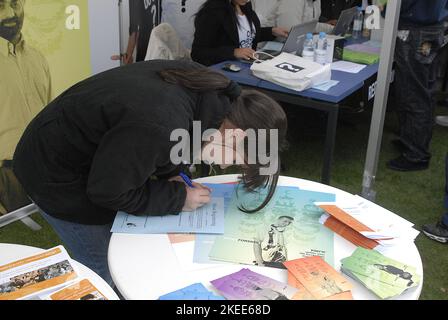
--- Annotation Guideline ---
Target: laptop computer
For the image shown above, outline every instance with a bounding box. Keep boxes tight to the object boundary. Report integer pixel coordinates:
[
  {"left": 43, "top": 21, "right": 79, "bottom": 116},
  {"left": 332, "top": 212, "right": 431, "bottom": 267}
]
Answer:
[
  {"left": 331, "top": 7, "right": 358, "bottom": 36},
  {"left": 255, "top": 20, "right": 318, "bottom": 60}
]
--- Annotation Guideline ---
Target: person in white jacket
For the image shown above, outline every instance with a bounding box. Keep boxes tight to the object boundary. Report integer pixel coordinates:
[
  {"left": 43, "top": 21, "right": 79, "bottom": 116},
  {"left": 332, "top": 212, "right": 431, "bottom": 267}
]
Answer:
[
  {"left": 276, "top": 0, "right": 333, "bottom": 33},
  {"left": 251, "top": 0, "right": 280, "bottom": 27}
]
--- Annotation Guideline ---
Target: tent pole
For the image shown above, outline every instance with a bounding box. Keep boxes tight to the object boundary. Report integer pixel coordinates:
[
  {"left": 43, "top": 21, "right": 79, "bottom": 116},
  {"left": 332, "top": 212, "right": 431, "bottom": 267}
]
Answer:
[
  {"left": 361, "top": 0, "right": 402, "bottom": 201},
  {"left": 118, "top": 0, "right": 124, "bottom": 66}
]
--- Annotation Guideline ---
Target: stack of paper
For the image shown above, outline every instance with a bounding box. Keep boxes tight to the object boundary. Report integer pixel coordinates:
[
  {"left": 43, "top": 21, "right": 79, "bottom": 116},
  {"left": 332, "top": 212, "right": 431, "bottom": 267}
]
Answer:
[
  {"left": 316, "top": 195, "right": 420, "bottom": 250},
  {"left": 158, "top": 283, "right": 224, "bottom": 300},
  {"left": 331, "top": 61, "right": 367, "bottom": 74},
  {"left": 211, "top": 269, "right": 303, "bottom": 300},
  {"left": 284, "top": 256, "right": 353, "bottom": 300},
  {"left": 341, "top": 248, "right": 421, "bottom": 299},
  {"left": 0, "top": 246, "right": 116, "bottom": 301},
  {"left": 344, "top": 41, "right": 382, "bottom": 55},
  {"left": 342, "top": 49, "right": 379, "bottom": 65},
  {"left": 167, "top": 184, "right": 236, "bottom": 271}
]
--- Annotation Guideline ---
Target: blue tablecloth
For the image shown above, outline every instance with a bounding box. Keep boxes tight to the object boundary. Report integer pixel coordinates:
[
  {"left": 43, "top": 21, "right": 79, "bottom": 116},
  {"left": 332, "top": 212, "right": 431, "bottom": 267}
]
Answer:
[{"left": 211, "top": 60, "right": 379, "bottom": 104}]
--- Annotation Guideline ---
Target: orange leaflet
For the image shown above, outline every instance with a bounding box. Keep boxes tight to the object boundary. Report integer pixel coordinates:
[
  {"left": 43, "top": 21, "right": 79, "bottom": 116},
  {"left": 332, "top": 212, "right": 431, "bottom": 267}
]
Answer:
[
  {"left": 283, "top": 256, "right": 353, "bottom": 300},
  {"left": 287, "top": 272, "right": 315, "bottom": 300},
  {"left": 323, "top": 216, "right": 379, "bottom": 250},
  {"left": 323, "top": 291, "right": 353, "bottom": 300},
  {"left": 319, "top": 205, "right": 373, "bottom": 233},
  {"left": 168, "top": 234, "right": 196, "bottom": 244}
]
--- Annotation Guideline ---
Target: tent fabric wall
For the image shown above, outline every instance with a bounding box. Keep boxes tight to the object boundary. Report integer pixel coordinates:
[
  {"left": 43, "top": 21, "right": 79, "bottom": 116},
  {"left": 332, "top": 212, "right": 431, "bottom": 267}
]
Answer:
[
  {"left": 89, "top": 0, "right": 120, "bottom": 74},
  {"left": 161, "top": 0, "right": 206, "bottom": 50}
]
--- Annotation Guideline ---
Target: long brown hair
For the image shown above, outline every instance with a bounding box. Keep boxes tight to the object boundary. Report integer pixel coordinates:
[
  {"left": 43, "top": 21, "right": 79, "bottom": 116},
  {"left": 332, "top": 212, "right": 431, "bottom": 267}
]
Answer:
[{"left": 159, "top": 68, "right": 288, "bottom": 213}]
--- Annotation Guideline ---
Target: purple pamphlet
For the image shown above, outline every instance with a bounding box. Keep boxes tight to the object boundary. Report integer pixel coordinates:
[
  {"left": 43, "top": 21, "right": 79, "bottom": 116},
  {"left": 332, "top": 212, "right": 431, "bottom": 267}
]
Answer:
[{"left": 211, "top": 269, "right": 299, "bottom": 300}]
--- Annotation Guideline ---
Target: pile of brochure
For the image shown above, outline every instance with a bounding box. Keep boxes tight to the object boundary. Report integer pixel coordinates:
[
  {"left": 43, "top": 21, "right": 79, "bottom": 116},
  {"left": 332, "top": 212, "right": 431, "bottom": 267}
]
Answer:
[
  {"left": 316, "top": 195, "right": 420, "bottom": 250},
  {"left": 341, "top": 248, "right": 421, "bottom": 299},
  {"left": 211, "top": 268, "right": 300, "bottom": 300},
  {"left": 0, "top": 246, "right": 108, "bottom": 300},
  {"left": 284, "top": 256, "right": 353, "bottom": 300}
]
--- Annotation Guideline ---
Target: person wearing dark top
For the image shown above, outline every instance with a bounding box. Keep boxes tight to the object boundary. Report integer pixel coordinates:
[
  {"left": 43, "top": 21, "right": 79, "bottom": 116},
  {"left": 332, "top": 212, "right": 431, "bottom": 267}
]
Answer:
[
  {"left": 13, "top": 60, "right": 287, "bottom": 285},
  {"left": 124, "top": 0, "right": 160, "bottom": 64},
  {"left": 191, "top": 0, "right": 289, "bottom": 66},
  {"left": 387, "top": 0, "right": 448, "bottom": 171},
  {"left": 320, "top": 0, "right": 371, "bottom": 26}
]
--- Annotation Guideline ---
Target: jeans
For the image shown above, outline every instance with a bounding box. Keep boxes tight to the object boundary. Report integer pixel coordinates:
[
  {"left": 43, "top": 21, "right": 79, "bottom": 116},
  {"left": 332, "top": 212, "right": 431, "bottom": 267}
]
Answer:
[
  {"left": 39, "top": 210, "right": 114, "bottom": 287},
  {"left": 394, "top": 26, "right": 445, "bottom": 163},
  {"left": 444, "top": 153, "right": 448, "bottom": 226}
]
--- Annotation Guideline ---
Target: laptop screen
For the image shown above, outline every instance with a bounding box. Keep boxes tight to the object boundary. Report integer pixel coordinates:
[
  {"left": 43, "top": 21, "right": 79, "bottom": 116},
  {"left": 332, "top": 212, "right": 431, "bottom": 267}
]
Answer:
[{"left": 282, "top": 21, "right": 318, "bottom": 54}]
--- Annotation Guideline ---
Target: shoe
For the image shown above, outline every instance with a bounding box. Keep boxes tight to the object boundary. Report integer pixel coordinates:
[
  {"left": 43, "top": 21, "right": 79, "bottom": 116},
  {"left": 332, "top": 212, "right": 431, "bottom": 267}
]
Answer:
[
  {"left": 387, "top": 156, "right": 429, "bottom": 172},
  {"left": 391, "top": 139, "right": 408, "bottom": 153},
  {"left": 422, "top": 221, "right": 448, "bottom": 244},
  {"left": 436, "top": 116, "right": 448, "bottom": 127}
]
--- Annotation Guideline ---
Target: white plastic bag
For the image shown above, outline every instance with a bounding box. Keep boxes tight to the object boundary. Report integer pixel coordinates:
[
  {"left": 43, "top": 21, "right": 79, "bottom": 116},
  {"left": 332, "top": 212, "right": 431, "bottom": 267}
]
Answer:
[{"left": 250, "top": 52, "right": 332, "bottom": 92}]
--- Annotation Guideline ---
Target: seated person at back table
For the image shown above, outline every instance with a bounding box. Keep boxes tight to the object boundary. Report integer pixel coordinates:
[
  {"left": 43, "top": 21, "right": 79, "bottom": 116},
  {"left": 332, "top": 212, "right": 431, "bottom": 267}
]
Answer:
[
  {"left": 191, "top": 0, "right": 289, "bottom": 66},
  {"left": 320, "top": 0, "right": 371, "bottom": 26},
  {"left": 276, "top": 0, "right": 335, "bottom": 35}
]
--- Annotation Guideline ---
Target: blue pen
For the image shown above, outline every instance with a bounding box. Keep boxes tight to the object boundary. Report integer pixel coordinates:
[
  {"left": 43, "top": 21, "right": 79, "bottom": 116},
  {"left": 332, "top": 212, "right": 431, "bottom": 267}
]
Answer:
[{"left": 179, "top": 172, "right": 195, "bottom": 188}]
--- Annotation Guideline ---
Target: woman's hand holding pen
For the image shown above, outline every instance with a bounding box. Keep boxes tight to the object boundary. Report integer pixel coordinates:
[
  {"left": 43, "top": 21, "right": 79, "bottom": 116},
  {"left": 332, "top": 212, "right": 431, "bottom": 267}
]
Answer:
[
  {"left": 168, "top": 175, "right": 212, "bottom": 211},
  {"left": 182, "top": 183, "right": 212, "bottom": 211}
]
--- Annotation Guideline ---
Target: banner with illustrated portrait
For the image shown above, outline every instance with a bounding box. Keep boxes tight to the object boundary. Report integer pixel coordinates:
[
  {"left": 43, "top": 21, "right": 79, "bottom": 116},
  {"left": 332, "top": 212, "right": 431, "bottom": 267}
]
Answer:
[
  {"left": 21, "top": 0, "right": 91, "bottom": 98},
  {"left": 0, "top": 0, "right": 92, "bottom": 216}
]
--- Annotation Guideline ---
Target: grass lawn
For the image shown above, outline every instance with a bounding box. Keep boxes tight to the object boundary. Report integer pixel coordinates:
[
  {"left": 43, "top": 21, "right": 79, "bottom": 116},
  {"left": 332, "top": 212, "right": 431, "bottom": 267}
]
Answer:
[{"left": 0, "top": 100, "right": 447, "bottom": 300}]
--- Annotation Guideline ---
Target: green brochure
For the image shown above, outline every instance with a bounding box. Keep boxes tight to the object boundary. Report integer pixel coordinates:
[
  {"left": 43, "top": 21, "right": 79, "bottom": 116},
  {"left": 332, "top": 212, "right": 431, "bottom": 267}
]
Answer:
[
  {"left": 342, "top": 269, "right": 409, "bottom": 299},
  {"left": 341, "top": 247, "right": 421, "bottom": 299}
]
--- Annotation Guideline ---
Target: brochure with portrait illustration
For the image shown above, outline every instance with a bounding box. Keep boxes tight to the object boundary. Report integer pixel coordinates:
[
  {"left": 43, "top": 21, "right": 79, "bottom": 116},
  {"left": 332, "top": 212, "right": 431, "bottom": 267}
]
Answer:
[
  {"left": 341, "top": 247, "right": 421, "bottom": 299},
  {"left": 208, "top": 187, "right": 336, "bottom": 269},
  {"left": 211, "top": 268, "right": 303, "bottom": 300},
  {"left": 283, "top": 256, "right": 353, "bottom": 300},
  {"left": 0, "top": 246, "right": 80, "bottom": 300}
]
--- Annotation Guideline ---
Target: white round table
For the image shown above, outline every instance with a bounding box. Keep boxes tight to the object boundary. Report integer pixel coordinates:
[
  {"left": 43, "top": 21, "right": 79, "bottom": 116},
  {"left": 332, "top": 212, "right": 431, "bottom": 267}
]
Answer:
[
  {"left": 108, "top": 175, "right": 423, "bottom": 300},
  {"left": 0, "top": 243, "right": 119, "bottom": 300}
]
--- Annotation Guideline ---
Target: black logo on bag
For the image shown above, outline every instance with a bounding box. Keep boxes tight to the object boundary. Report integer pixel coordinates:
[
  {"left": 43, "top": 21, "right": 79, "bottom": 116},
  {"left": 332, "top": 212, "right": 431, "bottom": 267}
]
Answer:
[{"left": 275, "top": 62, "right": 304, "bottom": 73}]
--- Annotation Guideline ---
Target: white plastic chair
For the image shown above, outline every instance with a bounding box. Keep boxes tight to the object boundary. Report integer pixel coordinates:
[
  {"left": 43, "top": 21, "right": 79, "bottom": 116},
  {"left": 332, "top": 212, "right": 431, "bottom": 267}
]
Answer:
[
  {"left": 0, "top": 204, "right": 41, "bottom": 230},
  {"left": 144, "top": 23, "right": 191, "bottom": 61}
]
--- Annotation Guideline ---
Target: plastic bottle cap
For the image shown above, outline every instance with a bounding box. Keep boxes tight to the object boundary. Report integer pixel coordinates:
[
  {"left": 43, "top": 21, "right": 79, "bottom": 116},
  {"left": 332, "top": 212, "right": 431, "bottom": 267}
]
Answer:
[
  {"left": 319, "top": 32, "right": 326, "bottom": 38},
  {"left": 306, "top": 33, "right": 313, "bottom": 39}
]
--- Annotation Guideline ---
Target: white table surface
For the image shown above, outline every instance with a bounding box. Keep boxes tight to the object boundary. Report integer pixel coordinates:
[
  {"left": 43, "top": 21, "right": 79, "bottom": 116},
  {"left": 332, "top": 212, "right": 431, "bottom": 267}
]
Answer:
[
  {"left": 0, "top": 243, "right": 119, "bottom": 300},
  {"left": 108, "top": 175, "right": 423, "bottom": 300}
]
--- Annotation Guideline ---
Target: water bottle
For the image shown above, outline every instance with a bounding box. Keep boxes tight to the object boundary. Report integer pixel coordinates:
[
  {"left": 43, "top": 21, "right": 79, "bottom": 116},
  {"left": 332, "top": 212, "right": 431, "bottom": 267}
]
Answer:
[
  {"left": 362, "top": 8, "right": 372, "bottom": 39},
  {"left": 301, "top": 33, "right": 315, "bottom": 61},
  {"left": 314, "top": 32, "right": 328, "bottom": 65},
  {"left": 353, "top": 6, "right": 364, "bottom": 39}
]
